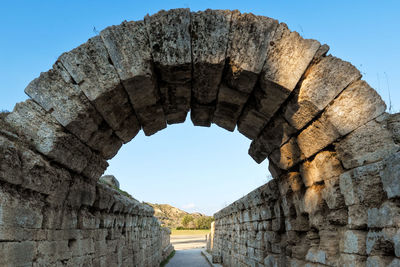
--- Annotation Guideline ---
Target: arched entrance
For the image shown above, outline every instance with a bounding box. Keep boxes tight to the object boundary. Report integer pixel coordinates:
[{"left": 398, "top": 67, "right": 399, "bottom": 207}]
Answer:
[{"left": 1, "top": 8, "right": 399, "bottom": 266}]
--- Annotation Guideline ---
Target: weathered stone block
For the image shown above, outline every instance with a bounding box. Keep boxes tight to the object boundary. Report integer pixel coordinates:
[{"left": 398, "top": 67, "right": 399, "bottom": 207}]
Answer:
[
  {"left": 381, "top": 152, "right": 400, "bottom": 199},
  {"left": 340, "top": 230, "right": 367, "bottom": 255},
  {"left": 368, "top": 201, "right": 400, "bottom": 228},
  {"left": 5, "top": 100, "right": 91, "bottom": 173},
  {"left": 284, "top": 56, "right": 361, "bottom": 130},
  {"left": 298, "top": 80, "right": 386, "bottom": 158},
  {"left": 249, "top": 115, "right": 297, "bottom": 163},
  {"left": 340, "top": 161, "right": 386, "bottom": 207},
  {"left": 321, "top": 176, "right": 345, "bottom": 209},
  {"left": 191, "top": 9, "right": 232, "bottom": 104},
  {"left": 388, "top": 113, "right": 400, "bottom": 144},
  {"left": 336, "top": 118, "right": 399, "bottom": 169},
  {"left": 25, "top": 64, "right": 122, "bottom": 159},
  {"left": 145, "top": 9, "right": 191, "bottom": 124},
  {"left": 300, "top": 151, "right": 343, "bottom": 187},
  {"left": 269, "top": 137, "right": 305, "bottom": 170},
  {"left": 213, "top": 84, "right": 248, "bottom": 131},
  {"left": 59, "top": 36, "right": 140, "bottom": 142},
  {"left": 190, "top": 103, "right": 215, "bottom": 127},
  {"left": 339, "top": 253, "right": 366, "bottom": 267},
  {"left": 0, "top": 241, "right": 36, "bottom": 266},
  {"left": 225, "top": 12, "right": 278, "bottom": 93},
  {"left": 101, "top": 20, "right": 166, "bottom": 135},
  {"left": 348, "top": 204, "right": 368, "bottom": 230}
]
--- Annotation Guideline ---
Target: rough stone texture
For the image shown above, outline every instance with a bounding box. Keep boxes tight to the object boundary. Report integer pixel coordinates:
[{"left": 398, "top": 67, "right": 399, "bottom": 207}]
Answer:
[
  {"left": 4, "top": 100, "right": 107, "bottom": 178},
  {"left": 298, "top": 80, "right": 387, "bottom": 158},
  {"left": 100, "top": 20, "right": 167, "bottom": 136},
  {"left": 99, "top": 175, "right": 120, "bottom": 189},
  {"left": 238, "top": 25, "right": 321, "bottom": 139},
  {"left": 59, "top": 35, "right": 140, "bottom": 142},
  {"left": 284, "top": 56, "right": 361, "bottom": 130},
  {"left": 213, "top": 12, "right": 279, "bottom": 132},
  {"left": 0, "top": 133, "right": 171, "bottom": 266},
  {"left": 269, "top": 137, "right": 305, "bottom": 170},
  {"left": 25, "top": 64, "right": 122, "bottom": 159},
  {"left": 335, "top": 115, "right": 399, "bottom": 169},
  {"left": 145, "top": 9, "right": 192, "bottom": 124},
  {"left": 2, "top": 8, "right": 400, "bottom": 267}
]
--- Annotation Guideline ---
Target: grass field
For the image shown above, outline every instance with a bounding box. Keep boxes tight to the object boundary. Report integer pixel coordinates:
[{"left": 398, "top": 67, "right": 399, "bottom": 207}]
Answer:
[{"left": 170, "top": 229, "right": 211, "bottom": 235}]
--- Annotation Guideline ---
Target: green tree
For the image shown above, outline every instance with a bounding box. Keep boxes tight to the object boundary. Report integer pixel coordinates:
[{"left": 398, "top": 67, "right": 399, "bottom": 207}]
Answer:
[
  {"left": 194, "top": 216, "right": 214, "bottom": 229},
  {"left": 181, "top": 215, "right": 193, "bottom": 228}
]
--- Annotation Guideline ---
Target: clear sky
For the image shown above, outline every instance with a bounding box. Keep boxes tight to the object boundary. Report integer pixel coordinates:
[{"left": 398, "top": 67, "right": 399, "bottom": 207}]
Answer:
[{"left": 1, "top": 1, "right": 399, "bottom": 215}]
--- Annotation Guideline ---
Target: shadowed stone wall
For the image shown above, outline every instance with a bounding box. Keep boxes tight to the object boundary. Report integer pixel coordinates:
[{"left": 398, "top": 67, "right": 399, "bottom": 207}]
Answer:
[
  {"left": 1, "top": 7, "right": 399, "bottom": 266},
  {"left": 212, "top": 114, "right": 400, "bottom": 266}
]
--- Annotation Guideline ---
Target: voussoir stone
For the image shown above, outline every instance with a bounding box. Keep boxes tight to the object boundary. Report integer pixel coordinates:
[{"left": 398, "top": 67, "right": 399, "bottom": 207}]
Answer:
[
  {"left": 269, "top": 137, "right": 305, "bottom": 170},
  {"left": 5, "top": 100, "right": 91, "bottom": 173},
  {"left": 190, "top": 9, "right": 232, "bottom": 127},
  {"left": 100, "top": 20, "right": 167, "bottom": 136},
  {"left": 59, "top": 35, "right": 140, "bottom": 142},
  {"left": 298, "top": 80, "right": 386, "bottom": 158},
  {"left": 145, "top": 9, "right": 192, "bottom": 124},
  {"left": 25, "top": 63, "right": 122, "bottom": 159},
  {"left": 284, "top": 56, "right": 361, "bottom": 130},
  {"left": 249, "top": 115, "right": 296, "bottom": 163},
  {"left": 238, "top": 24, "right": 322, "bottom": 139}
]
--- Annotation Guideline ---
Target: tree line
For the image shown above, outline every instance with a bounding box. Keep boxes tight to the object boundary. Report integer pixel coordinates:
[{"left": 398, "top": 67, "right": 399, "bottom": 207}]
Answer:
[{"left": 178, "top": 215, "right": 214, "bottom": 229}]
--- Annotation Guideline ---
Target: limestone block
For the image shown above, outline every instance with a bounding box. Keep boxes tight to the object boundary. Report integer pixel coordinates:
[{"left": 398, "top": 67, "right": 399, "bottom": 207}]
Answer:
[
  {"left": 99, "top": 175, "right": 120, "bottom": 189},
  {"left": 37, "top": 241, "right": 71, "bottom": 262},
  {"left": 298, "top": 80, "right": 386, "bottom": 158},
  {"left": 248, "top": 115, "right": 296, "bottom": 163},
  {"left": 0, "top": 241, "right": 36, "bottom": 266},
  {"left": 339, "top": 161, "right": 386, "bottom": 207},
  {"left": 225, "top": 12, "right": 278, "bottom": 93},
  {"left": 269, "top": 137, "right": 305, "bottom": 170},
  {"left": 145, "top": 9, "right": 191, "bottom": 124},
  {"left": 321, "top": 176, "right": 345, "bottom": 209},
  {"left": 366, "top": 228, "right": 400, "bottom": 256},
  {"left": 284, "top": 56, "right": 361, "bottom": 130},
  {"left": 262, "top": 23, "right": 320, "bottom": 95},
  {"left": 5, "top": 100, "right": 92, "bottom": 173},
  {"left": 340, "top": 230, "right": 367, "bottom": 255},
  {"left": 0, "top": 187, "right": 44, "bottom": 229},
  {"left": 191, "top": 9, "right": 232, "bottom": 104},
  {"left": 305, "top": 247, "right": 327, "bottom": 265},
  {"left": 367, "top": 256, "right": 398, "bottom": 267},
  {"left": 278, "top": 172, "right": 303, "bottom": 196},
  {"left": 327, "top": 209, "right": 348, "bottom": 226},
  {"left": 319, "top": 230, "right": 341, "bottom": 265},
  {"left": 300, "top": 151, "right": 343, "bottom": 187},
  {"left": 336, "top": 118, "right": 399, "bottom": 169},
  {"left": 388, "top": 113, "right": 400, "bottom": 144},
  {"left": 381, "top": 152, "right": 400, "bottom": 199},
  {"left": 213, "top": 84, "right": 248, "bottom": 131},
  {"left": 238, "top": 26, "right": 321, "bottom": 139},
  {"left": 0, "top": 134, "right": 23, "bottom": 186},
  {"left": 348, "top": 204, "right": 367, "bottom": 230},
  {"left": 367, "top": 201, "right": 400, "bottom": 228},
  {"left": 303, "top": 185, "right": 324, "bottom": 214},
  {"left": 66, "top": 176, "right": 96, "bottom": 208},
  {"left": 101, "top": 20, "right": 166, "bottom": 135},
  {"left": 59, "top": 36, "right": 140, "bottom": 142},
  {"left": 190, "top": 103, "right": 215, "bottom": 127},
  {"left": 339, "top": 253, "right": 366, "bottom": 267},
  {"left": 25, "top": 64, "right": 122, "bottom": 159},
  {"left": 82, "top": 153, "right": 108, "bottom": 180}
]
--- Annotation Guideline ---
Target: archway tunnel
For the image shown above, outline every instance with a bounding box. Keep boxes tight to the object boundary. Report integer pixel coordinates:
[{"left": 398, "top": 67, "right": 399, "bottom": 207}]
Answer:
[{"left": 1, "top": 8, "right": 400, "bottom": 267}]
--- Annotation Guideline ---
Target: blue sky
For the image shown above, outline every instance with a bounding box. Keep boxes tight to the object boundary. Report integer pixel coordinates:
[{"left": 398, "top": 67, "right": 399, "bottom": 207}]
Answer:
[{"left": 1, "top": 1, "right": 399, "bottom": 215}]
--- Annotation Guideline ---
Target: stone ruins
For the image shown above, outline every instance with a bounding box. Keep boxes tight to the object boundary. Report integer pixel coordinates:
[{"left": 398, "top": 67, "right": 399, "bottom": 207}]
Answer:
[{"left": 1, "top": 8, "right": 399, "bottom": 266}]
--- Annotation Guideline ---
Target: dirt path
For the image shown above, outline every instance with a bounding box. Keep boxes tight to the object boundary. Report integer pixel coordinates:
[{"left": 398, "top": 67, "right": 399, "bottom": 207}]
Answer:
[
  {"left": 166, "top": 249, "right": 210, "bottom": 267},
  {"left": 170, "top": 234, "right": 207, "bottom": 250}
]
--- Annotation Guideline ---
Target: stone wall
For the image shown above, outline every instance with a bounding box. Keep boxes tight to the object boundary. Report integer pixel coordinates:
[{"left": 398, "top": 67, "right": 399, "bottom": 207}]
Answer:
[
  {"left": 2, "top": 7, "right": 400, "bottom": 266},
  {"left": 212, "top": 113, "right": 400, "bottom": 266},
  {"left": 0, "top": 128, "right": 169, "bottom": 266}
]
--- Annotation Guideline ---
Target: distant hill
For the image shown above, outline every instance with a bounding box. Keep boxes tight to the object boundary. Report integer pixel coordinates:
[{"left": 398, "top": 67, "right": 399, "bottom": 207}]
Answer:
[{"left": 144, "top": 203, "right": 209, "bottom": 228}]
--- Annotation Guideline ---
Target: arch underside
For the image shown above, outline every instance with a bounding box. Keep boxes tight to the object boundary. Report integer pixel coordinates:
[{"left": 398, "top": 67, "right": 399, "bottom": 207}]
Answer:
[{"left": 1, "top": 8, "right": 400, "bottom": 266}]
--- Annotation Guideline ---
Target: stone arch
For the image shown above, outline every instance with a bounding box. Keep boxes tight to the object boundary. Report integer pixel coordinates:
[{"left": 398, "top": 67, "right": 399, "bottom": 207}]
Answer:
[{"left": 1, "top": 8, "right": 399, "bottom": 266}]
